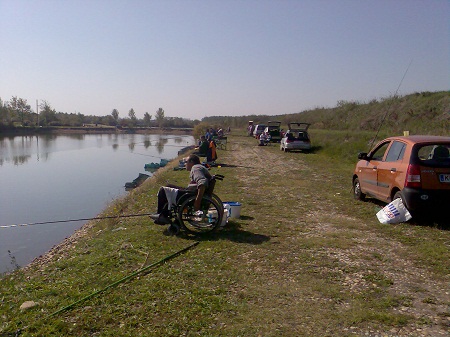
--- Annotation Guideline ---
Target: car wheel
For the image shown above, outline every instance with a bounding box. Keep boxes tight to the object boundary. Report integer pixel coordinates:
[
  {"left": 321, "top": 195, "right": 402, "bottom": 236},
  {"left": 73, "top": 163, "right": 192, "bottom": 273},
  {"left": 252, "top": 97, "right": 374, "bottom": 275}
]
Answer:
[
  {"left": 392, "top": 190, "right": 416, "bottom": 221},
  {"left": 393, "top": 191, "right": 403, "bottom": 201},
  {"left": 353, "top": 177, "right": 366, "bottom": 201}
]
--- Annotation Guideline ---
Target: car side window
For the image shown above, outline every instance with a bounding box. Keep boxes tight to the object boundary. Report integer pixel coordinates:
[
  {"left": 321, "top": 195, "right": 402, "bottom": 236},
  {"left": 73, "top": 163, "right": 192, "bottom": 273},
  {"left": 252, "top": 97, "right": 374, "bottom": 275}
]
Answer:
[
  {"left": 385, "top": 141, "right": 406, "bottom": 162},
  {"left": 370, "top": 142, "right": 390, "bottom": 161}
]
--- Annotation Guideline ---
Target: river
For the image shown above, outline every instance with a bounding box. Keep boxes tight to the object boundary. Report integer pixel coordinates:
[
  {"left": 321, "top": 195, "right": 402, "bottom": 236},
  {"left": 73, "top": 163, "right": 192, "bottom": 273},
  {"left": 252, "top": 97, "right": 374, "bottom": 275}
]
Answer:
[{"left": 0, "top": 132, "right": 194, "bottom": 274}]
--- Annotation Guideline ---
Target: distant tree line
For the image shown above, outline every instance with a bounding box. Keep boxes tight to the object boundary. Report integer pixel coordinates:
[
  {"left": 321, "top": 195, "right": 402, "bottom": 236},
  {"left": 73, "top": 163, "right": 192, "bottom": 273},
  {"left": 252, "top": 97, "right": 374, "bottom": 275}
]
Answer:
[
  {"left": 0, "top": 97, "right": 197, "bottom": 129},
  {"left": 2, "top": 91, "right": 447, "bottom": 135}
]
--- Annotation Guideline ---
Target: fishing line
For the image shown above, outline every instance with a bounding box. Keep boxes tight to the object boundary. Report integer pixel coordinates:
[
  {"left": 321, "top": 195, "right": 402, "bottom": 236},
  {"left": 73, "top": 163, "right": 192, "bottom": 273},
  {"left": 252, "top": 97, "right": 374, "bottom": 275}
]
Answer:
[
  {"left": 0, "top": 213, "right": 154, "bottom": 229},
  {"left": 368, "top": 58, "right": 413, "bottom": 150}
]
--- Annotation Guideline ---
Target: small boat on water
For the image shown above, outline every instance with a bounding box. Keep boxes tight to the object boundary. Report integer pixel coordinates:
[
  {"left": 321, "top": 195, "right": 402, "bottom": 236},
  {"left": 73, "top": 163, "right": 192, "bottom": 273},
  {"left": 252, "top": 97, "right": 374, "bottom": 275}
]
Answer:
[
  {"left": 159, "top": 158, "right": 169, "bottom": 167},
  {"left": 144, "top": 158, "right": 169, "bottom": 171},
  {"left": 125, "top": 173, "right": 150, "bottom": 189},
  {"left": 144, "top": 162, "right": 160, "bottom": 169},
  {"left": 178, "top": 145, "right": 195, "bottom": 156}
]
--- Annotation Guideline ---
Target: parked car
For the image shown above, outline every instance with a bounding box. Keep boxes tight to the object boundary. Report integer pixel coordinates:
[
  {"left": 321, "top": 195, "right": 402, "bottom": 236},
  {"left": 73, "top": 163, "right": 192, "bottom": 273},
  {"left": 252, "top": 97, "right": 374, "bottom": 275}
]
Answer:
[
  {"left": 352, "top": 135, "right": 450, "bottom": 219},
  {"left": 252, "top": 124, "right": 267, "bottom": 138},
  {"left": 263, "top": 121, "right": 282, "bottom": 142},
  {"left": 280, "top": 123, "right": 311, "bottom": 152}
]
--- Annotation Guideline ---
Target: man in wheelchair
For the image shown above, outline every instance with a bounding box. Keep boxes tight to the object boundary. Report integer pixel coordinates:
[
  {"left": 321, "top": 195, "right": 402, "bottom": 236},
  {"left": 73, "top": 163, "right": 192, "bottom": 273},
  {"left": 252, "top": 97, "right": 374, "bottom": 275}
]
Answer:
[{"left": 150, "top": 154, "right": 212, "bottom": 225}]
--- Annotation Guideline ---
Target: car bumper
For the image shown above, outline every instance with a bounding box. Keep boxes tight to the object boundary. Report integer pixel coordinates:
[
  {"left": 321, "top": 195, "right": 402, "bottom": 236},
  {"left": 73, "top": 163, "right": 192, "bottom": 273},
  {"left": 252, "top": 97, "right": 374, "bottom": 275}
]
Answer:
[
  {"left": 285, "top": 143, "right": 311, "bottom": 150},
  {"left": 402, "top": 187, "right": 450, "bottom": 215}
]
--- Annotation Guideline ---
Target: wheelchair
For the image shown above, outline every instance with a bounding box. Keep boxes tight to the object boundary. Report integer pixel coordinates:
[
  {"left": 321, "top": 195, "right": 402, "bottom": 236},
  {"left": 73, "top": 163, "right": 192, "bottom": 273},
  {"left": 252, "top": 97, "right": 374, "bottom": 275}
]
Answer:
[{"left": 164, "top": 174, "right": 225, "bottom": 235}]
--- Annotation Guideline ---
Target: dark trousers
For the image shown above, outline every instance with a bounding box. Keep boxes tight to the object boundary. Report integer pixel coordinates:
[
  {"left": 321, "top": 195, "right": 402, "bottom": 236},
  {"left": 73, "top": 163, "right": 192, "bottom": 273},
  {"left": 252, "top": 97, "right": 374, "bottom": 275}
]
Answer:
[{"left": 157, "top": 185, "right": 190, "bottom": 216}]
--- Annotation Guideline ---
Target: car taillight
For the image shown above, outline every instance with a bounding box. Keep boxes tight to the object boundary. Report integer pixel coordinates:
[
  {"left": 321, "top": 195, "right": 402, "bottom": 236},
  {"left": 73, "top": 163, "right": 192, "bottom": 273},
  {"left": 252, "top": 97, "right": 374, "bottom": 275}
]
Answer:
[{"left": 405, "top": 164, "right": 421, "bottom": 188}]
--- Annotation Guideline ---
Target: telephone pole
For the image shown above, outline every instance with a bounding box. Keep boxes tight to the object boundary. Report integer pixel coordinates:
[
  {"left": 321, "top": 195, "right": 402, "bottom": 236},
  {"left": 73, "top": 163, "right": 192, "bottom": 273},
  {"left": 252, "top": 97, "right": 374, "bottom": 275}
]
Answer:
[{"left": 36, "top": 99, "right": 39, "bottom": 126}]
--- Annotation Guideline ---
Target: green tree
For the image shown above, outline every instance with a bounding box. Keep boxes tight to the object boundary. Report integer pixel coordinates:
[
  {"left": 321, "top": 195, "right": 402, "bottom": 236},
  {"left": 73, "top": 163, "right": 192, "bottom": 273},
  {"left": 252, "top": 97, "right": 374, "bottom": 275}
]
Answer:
[
  {"left": 9, "top": 96, "right": 32, "bottom": 126},
  {"left": 111, "top": 109, "right": 119, "bottom": 125},
  {"left": 128, "top": 108, "right": 137, "bottom": 127},
  {"left": 155, "top": 108, "right": 165, "bottom": 128},
  {"left": 143, "top": 112, "right": 152, "bottom": 127},
  {"left": 0, "top": 98, "right": 9, "bottom": 126},
  {"left": 39, "top": 100, "right": 57, "bottom": 126}
]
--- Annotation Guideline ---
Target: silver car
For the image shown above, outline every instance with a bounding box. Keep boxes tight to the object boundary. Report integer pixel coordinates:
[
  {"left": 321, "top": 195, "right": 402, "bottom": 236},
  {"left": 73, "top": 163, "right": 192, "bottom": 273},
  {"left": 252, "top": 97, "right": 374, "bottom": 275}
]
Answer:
[{"left": 280, "top": 123, "right": 311, "bottom": 152}]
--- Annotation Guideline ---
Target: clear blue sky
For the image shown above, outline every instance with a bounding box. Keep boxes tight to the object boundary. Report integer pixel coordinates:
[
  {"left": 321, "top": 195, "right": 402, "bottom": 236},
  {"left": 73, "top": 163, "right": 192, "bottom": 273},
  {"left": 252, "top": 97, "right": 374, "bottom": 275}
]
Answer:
[{"left": 1, "top": 0, "right": 448, "bottom": 120}]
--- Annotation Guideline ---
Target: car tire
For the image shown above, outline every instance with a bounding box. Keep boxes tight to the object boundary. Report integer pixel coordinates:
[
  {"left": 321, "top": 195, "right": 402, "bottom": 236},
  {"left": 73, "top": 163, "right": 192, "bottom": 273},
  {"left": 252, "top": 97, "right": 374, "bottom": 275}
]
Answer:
[
  {"left": 353, "top": 177, "right": 366, "bottom": 201},
  {"left": 392, "top": 190, "right": 416, "bottom": 221},
  {"left": 393, "top": 191, "right": 403, "bottom": 201}
]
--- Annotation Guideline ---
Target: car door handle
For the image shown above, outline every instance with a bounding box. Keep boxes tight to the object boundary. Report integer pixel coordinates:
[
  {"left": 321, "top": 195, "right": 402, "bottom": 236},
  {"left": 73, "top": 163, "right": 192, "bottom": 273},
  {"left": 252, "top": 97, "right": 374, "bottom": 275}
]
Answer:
[
  {"left": 390, "top": 168, "right": 397, "bottom": 172},
  {"left": 372, "top": 166, "right": 377, "bottom": 170}
]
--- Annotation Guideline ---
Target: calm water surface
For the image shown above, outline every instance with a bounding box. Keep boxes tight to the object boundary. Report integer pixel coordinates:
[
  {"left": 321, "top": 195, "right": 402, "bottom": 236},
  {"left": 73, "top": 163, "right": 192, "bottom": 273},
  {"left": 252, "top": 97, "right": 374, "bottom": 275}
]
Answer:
[{"left": 0, "top": 133, "right": 194, "bottom": 274}]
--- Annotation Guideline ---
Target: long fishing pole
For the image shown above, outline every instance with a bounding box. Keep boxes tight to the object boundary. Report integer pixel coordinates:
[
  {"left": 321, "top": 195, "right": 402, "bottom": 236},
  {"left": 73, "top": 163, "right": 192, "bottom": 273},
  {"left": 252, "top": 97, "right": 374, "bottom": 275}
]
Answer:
[
  {"left": 0, "top": 213, "right": 154, "bottom": 229},
  {"left": 0, "top": 242, "right": 200, "bottom": 337},
  {"left": 368, "top": 58, "right": 413, "bottom": 150},
  {"left": 49, "top": 241, "right": 199, "bottom": 317}
]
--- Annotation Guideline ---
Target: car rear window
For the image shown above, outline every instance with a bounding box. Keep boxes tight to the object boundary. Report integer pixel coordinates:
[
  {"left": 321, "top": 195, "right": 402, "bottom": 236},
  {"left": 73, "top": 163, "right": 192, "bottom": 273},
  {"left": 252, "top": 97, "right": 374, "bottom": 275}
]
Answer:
[
  {"left": 416, "top": 144, "right": 450, "bottom": 166},
  {"left": 295, "top": 131, "right": 308, "bottom": 140}
]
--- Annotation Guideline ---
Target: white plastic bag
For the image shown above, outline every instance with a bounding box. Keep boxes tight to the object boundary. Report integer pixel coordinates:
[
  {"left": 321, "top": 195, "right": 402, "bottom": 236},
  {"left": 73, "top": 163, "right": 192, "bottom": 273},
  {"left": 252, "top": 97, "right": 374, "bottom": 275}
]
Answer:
[{"left": 376, "top": 198, "right": 412, "bottom": 224}]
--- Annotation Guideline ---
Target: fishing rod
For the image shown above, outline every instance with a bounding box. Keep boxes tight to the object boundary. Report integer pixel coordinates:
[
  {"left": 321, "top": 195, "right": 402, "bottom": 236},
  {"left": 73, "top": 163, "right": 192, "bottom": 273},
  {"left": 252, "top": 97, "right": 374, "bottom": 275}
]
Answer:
[
  {"left": 368, "top": 58, "right": 413, "bottom": 150},
  {"left": 0, "top": 213, "right": 154, "bottom": 229},
  {"left": 0, "top": 242, "right": 200, "bottom": 337}
]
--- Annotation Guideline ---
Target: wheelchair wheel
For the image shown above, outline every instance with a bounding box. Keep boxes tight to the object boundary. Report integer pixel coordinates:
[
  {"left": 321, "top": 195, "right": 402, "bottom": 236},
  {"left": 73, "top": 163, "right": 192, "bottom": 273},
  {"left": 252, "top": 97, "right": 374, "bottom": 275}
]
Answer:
[
  {"left": 210, "top": 192, "right": 224, "bottom": 213},
  {"left": 177, "top": 195, "right": 223, "bottom": 234}
]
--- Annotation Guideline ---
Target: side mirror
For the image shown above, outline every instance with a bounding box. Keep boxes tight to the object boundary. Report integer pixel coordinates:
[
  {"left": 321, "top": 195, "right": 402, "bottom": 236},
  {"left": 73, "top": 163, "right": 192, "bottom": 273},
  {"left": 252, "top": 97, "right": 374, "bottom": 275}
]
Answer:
[{"left": 357, "top": 152, "right": 368, "bottom": 160}]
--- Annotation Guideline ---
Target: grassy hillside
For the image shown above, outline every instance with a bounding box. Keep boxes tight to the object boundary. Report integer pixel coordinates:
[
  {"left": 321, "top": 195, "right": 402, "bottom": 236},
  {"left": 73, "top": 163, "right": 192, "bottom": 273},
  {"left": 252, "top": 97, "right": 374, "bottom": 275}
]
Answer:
[{"left": 205, "top": 91, "right": 450, "bottom": 136}]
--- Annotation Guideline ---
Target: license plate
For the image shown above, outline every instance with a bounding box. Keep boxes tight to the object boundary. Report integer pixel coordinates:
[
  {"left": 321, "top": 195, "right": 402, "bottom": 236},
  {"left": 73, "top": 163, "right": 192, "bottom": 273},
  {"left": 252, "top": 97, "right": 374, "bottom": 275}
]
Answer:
[{"left": 439, "top": 174, "right": 450, "bottom": 183}]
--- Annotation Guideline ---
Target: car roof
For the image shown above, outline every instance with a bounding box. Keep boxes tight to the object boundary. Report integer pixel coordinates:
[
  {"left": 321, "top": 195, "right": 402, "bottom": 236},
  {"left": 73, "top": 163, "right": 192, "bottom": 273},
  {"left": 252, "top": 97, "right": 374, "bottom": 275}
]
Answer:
[{"left": 383, "top": 135, "right": 450, "bottom": 145}]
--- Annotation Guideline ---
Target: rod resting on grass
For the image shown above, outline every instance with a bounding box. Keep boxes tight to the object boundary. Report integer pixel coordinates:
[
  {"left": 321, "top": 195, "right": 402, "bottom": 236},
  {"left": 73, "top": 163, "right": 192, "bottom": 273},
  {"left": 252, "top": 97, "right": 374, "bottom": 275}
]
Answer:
[{"left": 49, "top": 241, "right": 199, "bottom": 317}]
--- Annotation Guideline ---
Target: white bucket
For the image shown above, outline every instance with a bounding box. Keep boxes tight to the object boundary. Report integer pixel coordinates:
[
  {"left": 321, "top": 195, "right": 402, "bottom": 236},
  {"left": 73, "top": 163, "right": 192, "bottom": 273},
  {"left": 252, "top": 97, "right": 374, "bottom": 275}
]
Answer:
[
  {"left": 223, "top": 202, "right": 242, "bottom": 219},
  {"left": 207, "top": 209, "right": 228, "bottom": 227}
]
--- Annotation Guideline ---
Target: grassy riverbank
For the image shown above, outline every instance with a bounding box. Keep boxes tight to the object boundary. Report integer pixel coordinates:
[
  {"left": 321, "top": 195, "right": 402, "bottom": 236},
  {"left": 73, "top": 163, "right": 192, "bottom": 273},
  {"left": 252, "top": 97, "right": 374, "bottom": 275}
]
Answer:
[{"left": 1, "top": 130, "right": 449, "bottom": 336}]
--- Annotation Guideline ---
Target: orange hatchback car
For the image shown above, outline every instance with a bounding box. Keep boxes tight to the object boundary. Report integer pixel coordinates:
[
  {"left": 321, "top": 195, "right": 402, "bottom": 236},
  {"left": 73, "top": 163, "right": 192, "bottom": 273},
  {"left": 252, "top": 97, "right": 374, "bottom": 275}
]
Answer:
[{"left": 353, "top": 135, "right": 450, "bottom": 219}]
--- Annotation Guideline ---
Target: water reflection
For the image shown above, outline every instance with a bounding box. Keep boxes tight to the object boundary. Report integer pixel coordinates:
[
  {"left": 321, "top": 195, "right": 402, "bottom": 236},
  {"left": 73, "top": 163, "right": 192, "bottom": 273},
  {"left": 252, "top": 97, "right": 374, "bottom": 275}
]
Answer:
[
  {"left": 0, "top": 133, "right": 184, "bottom": 166},
  {"left": 156, "top": 138, "right": 168, "bottom": 154},
  {"left": 0, "top": 133, "right": 194, "bottom": 274}
]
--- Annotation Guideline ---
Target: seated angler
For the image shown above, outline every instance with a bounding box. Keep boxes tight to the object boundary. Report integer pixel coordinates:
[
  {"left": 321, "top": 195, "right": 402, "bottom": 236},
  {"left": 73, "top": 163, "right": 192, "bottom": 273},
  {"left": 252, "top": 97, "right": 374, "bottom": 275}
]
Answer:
[
  {"left": 150, "top": 154, "right": 212, "bottom": 224},
  {"left": 192, "top": 135, "right": 209, "bottom": 157}
]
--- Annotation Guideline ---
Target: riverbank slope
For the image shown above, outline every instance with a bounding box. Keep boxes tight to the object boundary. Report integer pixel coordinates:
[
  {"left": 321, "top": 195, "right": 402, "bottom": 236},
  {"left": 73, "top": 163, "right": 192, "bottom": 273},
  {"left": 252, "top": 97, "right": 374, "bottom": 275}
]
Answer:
[{"left": 1, "top": 130, "right": 449, "bottom": 336}]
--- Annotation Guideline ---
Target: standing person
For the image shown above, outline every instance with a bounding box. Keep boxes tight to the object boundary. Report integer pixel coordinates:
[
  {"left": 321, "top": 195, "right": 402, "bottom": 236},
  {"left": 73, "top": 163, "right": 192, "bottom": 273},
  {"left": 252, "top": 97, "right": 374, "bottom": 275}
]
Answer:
[
  {"left": 207, "top": 139, "right": 218, "bottom": 162},
  {"left": 205, "top": 129, "right": 211, "bottom": 141},
  {"left": 150, "top": 154, "right": 212, "bottom": 224}
]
